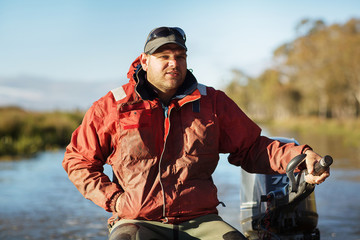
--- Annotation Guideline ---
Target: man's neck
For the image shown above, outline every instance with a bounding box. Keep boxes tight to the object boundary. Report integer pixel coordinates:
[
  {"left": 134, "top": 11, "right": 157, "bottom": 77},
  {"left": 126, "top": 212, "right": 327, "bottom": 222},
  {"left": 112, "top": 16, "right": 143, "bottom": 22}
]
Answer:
[{"left": 154, "top": 88, "right": 176, "bottom": 106}]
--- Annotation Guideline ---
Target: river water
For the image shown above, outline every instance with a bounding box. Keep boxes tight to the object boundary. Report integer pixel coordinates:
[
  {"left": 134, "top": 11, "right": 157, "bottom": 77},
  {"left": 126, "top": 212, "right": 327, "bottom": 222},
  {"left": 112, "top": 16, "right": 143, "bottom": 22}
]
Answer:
[{"left": 0, "top": 146, "right": 359, "bottom": 239}]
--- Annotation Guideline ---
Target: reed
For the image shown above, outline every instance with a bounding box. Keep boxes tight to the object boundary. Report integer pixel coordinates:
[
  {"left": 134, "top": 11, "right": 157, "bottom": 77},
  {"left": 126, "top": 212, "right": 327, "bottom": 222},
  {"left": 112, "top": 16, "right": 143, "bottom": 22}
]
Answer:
[{"left": 0, "top": 107, "right": 84, "bottom": 159}]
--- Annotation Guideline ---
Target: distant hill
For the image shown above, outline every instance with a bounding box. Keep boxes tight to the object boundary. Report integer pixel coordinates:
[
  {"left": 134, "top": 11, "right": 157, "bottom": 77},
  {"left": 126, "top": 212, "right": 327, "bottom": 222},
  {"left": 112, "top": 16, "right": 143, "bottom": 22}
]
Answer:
[{"left": 0, "top": 76, "right": 126, "bottom": 111}]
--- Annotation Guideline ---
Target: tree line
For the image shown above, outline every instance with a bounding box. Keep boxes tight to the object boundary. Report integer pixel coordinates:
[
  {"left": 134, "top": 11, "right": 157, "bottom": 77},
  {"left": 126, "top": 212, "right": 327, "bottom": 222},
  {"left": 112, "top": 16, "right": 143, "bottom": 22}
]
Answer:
[{"left": 225, "top": 18, "right": 360, "bottom": 120}]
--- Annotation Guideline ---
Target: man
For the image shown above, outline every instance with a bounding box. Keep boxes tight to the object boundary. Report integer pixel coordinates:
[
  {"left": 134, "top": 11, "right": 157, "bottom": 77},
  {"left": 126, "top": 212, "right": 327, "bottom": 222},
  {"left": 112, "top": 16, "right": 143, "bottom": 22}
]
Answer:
[{"left": 63, "top": 27, "right": 329, "bottom": 240}]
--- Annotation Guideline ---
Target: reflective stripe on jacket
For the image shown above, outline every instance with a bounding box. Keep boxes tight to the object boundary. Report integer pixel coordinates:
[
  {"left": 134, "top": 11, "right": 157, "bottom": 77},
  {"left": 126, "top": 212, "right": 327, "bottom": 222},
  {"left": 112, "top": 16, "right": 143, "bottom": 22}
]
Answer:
[{"left": 62, "top": 56, "right": 310, "bottom": 225}]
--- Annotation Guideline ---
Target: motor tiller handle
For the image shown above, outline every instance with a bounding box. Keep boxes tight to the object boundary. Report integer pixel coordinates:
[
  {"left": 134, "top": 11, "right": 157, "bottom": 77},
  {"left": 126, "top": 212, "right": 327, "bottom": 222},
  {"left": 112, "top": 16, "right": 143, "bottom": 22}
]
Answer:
[
  {"left": 312, "top": 155, "right": 333, "bottom": 176},
  {"left": 286, "top": 154, "right": 333, "bottom": 192},
  {"left": 286, "top": 154, "right": 306, "bottom": 192}
]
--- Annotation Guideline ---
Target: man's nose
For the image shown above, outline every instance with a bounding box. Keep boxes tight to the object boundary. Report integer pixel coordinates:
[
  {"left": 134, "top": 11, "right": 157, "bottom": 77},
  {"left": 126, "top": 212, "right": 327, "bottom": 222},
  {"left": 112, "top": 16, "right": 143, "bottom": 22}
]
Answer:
[{"left": 168, "top": 58, "right": 177, "bottom": 67}]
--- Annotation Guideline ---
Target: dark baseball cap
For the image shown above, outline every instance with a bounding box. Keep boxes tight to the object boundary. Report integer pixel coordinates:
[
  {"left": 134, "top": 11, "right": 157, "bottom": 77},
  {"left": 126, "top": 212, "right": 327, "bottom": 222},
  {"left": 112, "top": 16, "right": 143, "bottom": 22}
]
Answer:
[{"left": 144, "top": 27, "right": 187, "bottom": 54}]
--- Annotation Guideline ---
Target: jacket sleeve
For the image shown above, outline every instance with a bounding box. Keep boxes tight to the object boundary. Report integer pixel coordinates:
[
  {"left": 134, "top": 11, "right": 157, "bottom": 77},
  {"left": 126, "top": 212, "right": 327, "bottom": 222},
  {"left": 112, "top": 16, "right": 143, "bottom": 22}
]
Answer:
[
  {"left": 62, "top": 99, "right": 123, "bottom": 212},
  {"left": 215, "top": 90, "right": 311, "bottom": 174}
]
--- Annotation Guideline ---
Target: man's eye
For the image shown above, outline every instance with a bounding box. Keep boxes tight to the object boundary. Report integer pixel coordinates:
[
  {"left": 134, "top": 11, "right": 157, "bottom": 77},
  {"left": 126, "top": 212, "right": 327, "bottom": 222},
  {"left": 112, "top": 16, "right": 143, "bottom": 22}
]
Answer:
[{"left": 178, "top": 55, "right": 186, "bottom": 60}]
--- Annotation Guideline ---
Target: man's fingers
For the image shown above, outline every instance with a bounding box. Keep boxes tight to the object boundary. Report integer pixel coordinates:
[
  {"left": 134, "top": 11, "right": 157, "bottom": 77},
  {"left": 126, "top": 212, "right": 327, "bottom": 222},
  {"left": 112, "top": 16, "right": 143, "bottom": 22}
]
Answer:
[{"left": 305, "top": 170, "right": 330, "bottom": 185}]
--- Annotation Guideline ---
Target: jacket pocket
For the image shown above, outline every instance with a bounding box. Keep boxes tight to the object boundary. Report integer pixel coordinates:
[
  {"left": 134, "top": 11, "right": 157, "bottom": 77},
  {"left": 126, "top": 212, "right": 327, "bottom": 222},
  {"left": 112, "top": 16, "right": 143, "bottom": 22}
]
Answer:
[
  {"left": 119, "top": 108, "right": 151, "bottom": 129},
  {"left": 118, "top": 101, "right": 161, "bottom": 161}
]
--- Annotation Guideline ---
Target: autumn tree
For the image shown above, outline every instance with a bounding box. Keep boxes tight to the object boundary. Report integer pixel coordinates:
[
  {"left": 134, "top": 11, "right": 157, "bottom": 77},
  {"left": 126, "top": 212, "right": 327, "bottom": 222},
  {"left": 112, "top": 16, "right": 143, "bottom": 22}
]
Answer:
[
  {"left": 226, "top": 18, "right": 360, "bottom": 120},
  {"left": 273, "top": 18, "right": 360, "bottom": 118}
]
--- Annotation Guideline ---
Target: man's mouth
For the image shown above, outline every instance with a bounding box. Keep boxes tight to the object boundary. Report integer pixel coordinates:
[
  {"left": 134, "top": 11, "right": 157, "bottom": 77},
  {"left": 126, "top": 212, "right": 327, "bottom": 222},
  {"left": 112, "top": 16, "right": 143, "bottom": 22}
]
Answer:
[{"left": 166, "top": 71, "right": 179, "bottom": 77}]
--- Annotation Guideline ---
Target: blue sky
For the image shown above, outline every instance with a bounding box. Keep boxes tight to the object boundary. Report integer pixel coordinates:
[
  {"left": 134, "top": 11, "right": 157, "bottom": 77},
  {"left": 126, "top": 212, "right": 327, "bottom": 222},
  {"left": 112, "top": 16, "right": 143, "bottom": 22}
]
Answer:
[{"left": 0, "top": 0, "right": 359, "bottom": 89}]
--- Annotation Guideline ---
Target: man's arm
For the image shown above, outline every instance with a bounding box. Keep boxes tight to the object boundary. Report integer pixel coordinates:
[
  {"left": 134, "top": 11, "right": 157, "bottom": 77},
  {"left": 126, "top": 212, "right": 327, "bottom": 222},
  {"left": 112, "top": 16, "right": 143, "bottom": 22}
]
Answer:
[
  {"left": 215, "top": 89, "right": 330, "bottom": 184},
  {"left": 62, "top": 102, "right": 123, "bottom": 212}
]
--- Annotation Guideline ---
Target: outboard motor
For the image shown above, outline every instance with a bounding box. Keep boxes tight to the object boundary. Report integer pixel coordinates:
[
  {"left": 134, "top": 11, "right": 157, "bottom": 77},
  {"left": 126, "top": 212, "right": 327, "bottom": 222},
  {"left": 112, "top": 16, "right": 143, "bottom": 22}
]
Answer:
[{"left": 239, "top": 137, "right": 332, "bottom": 240}]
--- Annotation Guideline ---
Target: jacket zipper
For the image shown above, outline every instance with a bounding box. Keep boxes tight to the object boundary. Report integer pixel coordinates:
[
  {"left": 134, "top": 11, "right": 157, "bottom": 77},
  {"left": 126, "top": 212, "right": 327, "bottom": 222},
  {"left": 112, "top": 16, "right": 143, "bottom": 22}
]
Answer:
[
  {"left": 159, "top": 104, "right": 171, "bottom": 223},
  {"left": 158, "top": 98, "right": 201, "bottom": 223}
]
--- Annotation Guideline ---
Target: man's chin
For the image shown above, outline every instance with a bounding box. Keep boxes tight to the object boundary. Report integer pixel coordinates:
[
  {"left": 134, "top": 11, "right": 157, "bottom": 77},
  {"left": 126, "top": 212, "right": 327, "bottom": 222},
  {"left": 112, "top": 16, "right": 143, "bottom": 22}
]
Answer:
[{"left": 165, "top": 76, "right": 184, "bottom": 83}]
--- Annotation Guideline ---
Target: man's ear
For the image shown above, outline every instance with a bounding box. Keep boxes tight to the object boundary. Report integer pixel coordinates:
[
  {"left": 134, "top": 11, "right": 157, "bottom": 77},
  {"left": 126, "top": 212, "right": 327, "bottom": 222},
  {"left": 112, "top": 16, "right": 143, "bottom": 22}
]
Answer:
[{"left": 140, "top": 53, "right": 149, "bottom": 71}]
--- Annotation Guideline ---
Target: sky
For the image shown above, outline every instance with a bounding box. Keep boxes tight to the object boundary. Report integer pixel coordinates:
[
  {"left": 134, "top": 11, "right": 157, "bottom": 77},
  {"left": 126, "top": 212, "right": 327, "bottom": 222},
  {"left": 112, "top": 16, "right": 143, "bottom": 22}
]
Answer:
[{"left": 0, "top": 0, "right": 359, "bottom": 90}]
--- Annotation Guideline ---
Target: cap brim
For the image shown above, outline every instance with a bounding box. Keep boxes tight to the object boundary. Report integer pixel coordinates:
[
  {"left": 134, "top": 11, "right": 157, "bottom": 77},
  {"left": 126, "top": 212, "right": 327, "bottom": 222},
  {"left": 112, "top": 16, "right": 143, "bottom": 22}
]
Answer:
[{"left": 145, "top": 35, "right": 187, "bottom": 54}]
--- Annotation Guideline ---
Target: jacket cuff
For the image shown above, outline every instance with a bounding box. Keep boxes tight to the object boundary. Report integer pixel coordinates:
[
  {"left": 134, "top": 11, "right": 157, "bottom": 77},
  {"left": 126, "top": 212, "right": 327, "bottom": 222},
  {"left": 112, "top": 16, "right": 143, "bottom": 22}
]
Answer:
[
  {"left": 108, "top": 191, "right": 123, "bottom": 212},
  {"left": 298, "top": 145, "right": 313, "bottom": 170},
  {"left": 301, "top": 145, "right": 312, "bottom": 154}
]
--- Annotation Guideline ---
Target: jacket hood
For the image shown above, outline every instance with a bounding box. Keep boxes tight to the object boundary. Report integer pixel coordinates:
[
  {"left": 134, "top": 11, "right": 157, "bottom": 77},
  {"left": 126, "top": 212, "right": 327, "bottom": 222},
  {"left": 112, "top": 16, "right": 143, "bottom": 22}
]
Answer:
[{"left": 127, "top": 56, "right": 141, "bottom": 84}]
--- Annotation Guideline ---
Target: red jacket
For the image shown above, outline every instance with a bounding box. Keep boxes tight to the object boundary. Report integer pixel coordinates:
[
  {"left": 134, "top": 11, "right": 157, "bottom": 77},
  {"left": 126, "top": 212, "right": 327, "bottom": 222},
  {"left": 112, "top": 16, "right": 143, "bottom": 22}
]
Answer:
[{"left": 63, "top": 56, "right": 310, "bottom": 225}]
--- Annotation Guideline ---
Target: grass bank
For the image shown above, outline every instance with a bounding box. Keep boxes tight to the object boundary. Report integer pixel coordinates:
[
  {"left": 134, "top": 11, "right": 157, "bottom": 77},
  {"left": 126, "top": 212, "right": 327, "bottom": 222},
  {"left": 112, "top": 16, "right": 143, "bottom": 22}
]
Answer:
[
  {"left": 0, "top": 107, "right": 84, "bottom": 159},
  {"left": 260, "top": 117, "right": 360, "bottom": 148}
]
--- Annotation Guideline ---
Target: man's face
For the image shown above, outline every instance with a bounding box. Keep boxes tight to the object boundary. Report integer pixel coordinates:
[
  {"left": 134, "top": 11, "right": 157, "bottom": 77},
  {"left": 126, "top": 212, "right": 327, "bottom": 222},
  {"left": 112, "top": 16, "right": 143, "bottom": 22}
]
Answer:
[{"left": 140, "top": 44, "right": 187, "bottom": 97}]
